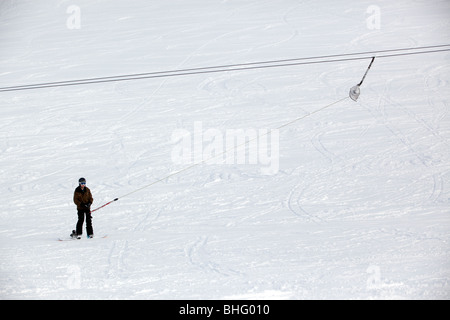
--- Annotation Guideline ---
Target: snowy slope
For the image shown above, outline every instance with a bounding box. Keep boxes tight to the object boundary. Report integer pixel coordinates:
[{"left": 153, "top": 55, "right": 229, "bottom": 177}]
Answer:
[{"left": 1, "top": 0, "right": 450, "bottom": 299}]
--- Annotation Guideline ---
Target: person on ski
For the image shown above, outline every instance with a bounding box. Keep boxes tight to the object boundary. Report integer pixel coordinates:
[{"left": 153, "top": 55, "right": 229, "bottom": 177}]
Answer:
[{"left": 72, "top": 177, "right": 94, "bottom": 238}]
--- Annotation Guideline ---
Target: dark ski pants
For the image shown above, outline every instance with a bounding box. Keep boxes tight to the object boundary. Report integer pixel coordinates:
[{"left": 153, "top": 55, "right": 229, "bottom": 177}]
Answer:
[{"left": 76, "top": 209, "right": 93, "bottom": 236}]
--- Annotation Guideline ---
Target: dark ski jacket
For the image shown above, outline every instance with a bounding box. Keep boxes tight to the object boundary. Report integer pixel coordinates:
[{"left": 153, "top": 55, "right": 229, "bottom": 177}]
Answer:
[{"left": 73, "top": 186, "right": 94, "bottom": 211}]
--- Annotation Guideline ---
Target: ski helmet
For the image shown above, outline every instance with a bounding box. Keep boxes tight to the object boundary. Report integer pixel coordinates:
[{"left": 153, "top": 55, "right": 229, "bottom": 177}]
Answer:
[{"left": 78, "top": 177, "right": 86, "bottom": 185}]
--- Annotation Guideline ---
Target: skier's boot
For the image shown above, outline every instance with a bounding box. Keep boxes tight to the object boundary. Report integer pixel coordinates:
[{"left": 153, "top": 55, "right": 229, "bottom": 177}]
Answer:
[{"left": 70, "top": 230, "right": 81, "bottom": 239}]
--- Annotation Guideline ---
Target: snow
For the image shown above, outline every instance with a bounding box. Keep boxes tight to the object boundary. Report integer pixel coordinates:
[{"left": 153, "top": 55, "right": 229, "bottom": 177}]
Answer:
[{"left": 1, "top": 0, "right": 450, "bottom": 300}]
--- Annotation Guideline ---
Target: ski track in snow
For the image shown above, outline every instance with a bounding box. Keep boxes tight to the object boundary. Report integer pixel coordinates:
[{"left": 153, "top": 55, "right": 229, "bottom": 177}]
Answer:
[{"left": 1, "top": 0, "right": 450, "bottom": 299}]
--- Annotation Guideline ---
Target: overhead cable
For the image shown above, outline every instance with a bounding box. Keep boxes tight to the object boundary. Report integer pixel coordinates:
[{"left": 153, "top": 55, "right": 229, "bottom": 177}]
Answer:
[{"left": 1, "top": 44, "right": 449, "bottom": 93}]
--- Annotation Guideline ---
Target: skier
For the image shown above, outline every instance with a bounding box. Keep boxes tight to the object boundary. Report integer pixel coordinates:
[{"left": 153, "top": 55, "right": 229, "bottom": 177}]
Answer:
[{"left": 71, "top": 177, "right": 94, "bottom": 239}]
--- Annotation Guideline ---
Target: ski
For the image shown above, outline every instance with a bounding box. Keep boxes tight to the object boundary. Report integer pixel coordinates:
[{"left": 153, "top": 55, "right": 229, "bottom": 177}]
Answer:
[
  {"left": 58, "top": 235, "right": 108, "bottom": 241},
  {"left": 89, "top": 234, "right": 108, "bottom": 239},
  {"left": 58, "top": 237, "right": 78, "bottom": 241}
]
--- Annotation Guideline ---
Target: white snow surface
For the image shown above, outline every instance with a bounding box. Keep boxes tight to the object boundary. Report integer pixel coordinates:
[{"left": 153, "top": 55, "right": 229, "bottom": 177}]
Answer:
[{"left": 1, "top": 0, "right": 450, "bottom": 300}]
